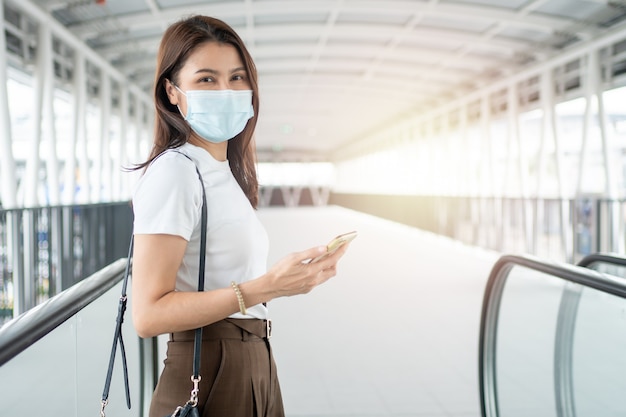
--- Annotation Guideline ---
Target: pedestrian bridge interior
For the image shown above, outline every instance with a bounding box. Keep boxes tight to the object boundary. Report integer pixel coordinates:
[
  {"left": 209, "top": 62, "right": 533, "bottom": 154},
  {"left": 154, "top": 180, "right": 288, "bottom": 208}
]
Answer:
[{"left": 2, "top": 1, "right": 626, "bottom": 416}]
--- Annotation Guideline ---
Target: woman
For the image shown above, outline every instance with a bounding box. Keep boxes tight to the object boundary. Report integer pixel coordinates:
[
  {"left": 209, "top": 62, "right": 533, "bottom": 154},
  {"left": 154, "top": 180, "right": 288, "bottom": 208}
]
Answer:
[{"left": 131, "top": 15, "right": 349, "bottom": 417}]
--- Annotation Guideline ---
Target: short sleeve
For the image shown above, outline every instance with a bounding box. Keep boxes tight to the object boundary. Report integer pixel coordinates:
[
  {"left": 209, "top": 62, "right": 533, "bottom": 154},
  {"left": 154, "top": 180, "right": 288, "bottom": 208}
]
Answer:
[{"left": 132, "top": 152, "right": 202, "bottom": 240}]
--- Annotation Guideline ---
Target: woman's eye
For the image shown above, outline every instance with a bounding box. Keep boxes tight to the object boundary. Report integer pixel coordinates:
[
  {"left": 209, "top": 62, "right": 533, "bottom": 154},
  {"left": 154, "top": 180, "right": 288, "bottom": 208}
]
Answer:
[
  {"left": 232, "top": 74, "right": 246, "bottom": 81},
  {"left": 199, "top": 77, "right": 214, "bottom": 83}
]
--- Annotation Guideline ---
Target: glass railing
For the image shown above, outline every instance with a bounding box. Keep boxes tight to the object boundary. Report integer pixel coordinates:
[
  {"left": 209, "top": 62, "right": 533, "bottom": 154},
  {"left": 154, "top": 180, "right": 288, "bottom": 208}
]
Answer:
[
  {"left": 330, "top": 194, "right": 626, "bottom": 264},
  {"left": 479, "top": 254, "right": 626, "bottom": 417},
  {"left": 0, "top": 258, "right": 157, "bottom": 417},
  {"left": 0, "top": 202, "right": 133, "bottom": 323}
]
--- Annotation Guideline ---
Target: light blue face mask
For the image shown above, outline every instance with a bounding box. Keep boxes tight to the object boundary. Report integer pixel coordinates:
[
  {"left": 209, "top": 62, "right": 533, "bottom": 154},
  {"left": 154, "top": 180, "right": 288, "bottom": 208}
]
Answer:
[{"left": 174, "top": 85, "right": 254, "bottom": 143}]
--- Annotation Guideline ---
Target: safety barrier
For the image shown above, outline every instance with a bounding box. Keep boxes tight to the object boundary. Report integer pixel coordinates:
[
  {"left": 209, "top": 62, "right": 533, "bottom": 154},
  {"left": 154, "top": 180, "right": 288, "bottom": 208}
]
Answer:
[
  {"left": 479, "top": 253, "right": 626, "bottom": 417},
  {"left": 0, "top": 202, "right": 132, "bottom": 321}
]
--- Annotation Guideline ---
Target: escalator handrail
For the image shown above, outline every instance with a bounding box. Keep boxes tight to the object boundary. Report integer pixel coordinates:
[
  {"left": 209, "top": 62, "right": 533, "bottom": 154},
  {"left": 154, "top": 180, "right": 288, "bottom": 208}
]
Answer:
[
  {"left": 479, "top": 253, "right": 626, "bottom": 417},
  {"left": 577, "top": 252, "right": 626, "bottom": 269},
  {"left": 0, "top": 258, "right": 127, "bottom": 367}
]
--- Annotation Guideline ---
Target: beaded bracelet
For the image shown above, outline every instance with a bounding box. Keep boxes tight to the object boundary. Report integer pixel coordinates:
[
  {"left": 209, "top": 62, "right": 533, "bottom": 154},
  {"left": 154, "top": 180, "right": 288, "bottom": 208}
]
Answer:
[{"left": 230, "top": 281, "right": 247, "bottom": 315}]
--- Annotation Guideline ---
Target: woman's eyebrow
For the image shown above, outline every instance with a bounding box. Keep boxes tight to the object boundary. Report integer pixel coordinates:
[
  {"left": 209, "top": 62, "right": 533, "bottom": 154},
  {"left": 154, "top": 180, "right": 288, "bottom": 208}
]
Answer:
[
  {"left": 194, "top": 68, "right": 219, "bottom": 75},
  {"left": 193, "top": 67, "right": 246, "bottom": 75}
]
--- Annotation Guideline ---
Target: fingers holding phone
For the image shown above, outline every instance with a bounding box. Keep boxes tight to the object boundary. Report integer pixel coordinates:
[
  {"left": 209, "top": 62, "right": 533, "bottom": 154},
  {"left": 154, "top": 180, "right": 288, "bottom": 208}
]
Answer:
[
  {"left": 304, "top": 230, "right": 356, "bottom": 287},
  {"left": 264, "top": 231, "right": 357, "bottom": 298}
]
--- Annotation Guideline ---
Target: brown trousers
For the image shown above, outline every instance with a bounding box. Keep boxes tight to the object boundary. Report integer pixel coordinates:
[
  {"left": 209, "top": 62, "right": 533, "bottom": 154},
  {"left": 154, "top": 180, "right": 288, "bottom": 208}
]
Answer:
[{"left": 149, "top": 319, "right": 285, "bottom": 417}]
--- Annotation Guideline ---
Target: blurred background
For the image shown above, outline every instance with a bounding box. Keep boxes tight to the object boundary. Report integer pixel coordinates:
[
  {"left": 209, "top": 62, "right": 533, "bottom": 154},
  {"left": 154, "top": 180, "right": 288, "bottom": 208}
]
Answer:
[{"left": 2, "top": 2, "right": 626, "bottom": 417}]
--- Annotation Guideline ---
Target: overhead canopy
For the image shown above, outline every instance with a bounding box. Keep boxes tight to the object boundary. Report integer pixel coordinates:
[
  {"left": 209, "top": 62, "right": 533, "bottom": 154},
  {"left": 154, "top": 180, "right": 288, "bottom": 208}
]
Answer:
[{"left": 20, "top": 0, "right": 626, "bottom": 159}]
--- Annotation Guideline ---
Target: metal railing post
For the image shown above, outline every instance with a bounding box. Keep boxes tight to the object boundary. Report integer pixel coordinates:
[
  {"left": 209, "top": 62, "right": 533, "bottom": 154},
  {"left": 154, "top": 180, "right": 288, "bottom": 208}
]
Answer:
[{"left": 10, "top": 211, "right": 24, "bottom": 315}]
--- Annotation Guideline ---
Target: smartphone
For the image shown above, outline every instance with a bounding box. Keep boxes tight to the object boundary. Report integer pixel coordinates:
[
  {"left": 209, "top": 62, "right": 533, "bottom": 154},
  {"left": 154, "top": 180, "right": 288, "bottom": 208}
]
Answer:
[{"left": 309, "top": 231, "right": 357, "bottom": 263}]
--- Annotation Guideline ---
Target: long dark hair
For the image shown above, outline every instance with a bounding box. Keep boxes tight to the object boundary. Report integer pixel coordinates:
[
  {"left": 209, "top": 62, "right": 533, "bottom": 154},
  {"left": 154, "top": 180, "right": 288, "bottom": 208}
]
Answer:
[{"left": 136, "top": 15, "right": 259, "bottom": 208}]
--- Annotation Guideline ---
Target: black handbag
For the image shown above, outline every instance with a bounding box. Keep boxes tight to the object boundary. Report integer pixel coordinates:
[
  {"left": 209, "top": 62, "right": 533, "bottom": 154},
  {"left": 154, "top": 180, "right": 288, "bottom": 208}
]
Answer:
[
  {"left": 169, "top": 399, "right": 200, "bottom": 417},
  {"left": 100, "top": 152, "right": 207, "bottom": 417}
]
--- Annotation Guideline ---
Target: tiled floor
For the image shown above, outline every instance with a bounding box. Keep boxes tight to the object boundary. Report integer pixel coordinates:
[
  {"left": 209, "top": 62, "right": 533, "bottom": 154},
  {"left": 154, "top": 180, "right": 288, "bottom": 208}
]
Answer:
[{"left": 258, "top": 206, "right": 500, "bottom": 417}]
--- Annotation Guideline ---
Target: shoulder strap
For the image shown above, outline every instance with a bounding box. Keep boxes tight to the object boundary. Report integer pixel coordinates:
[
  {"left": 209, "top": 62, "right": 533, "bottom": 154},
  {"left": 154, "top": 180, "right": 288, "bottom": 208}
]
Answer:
[
  {"left": 100, "top": 239, "right": 133, "bottom": 416},
  {"left": 179, "top": 152, "right": 207, "bottom": 382},
  {"left": 100, "top": 150, "right": 207, "bottom": 416}
]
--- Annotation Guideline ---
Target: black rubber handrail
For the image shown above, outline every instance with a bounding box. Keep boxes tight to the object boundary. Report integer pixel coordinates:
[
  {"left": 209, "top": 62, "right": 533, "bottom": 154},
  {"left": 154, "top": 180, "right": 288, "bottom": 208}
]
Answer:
[
  {"left": 0, "top": 258, "right": 127, "bottom": 366},
  {"left": 478, "top": 253, "right": 626, "bottom": 417},
  {"left": 577, "top": 252, "right": 626, "bottom": 269}
]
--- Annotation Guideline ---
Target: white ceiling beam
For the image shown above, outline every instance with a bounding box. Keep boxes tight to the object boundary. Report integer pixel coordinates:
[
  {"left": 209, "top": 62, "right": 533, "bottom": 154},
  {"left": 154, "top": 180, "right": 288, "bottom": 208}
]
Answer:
[
  {"left": 263, "top": 75, "right": 455, "bottom": 96},
  {"left": 362, "top": 12, "right": 424, "bottom": 80},
  {"left": 519, "top": 0, "right": 551, "bottom": 15},
  {"left": 304, "top": 0, "right": 342, "bottom": 78},
  {"left": 66, "top": 0, "right": 595, "bottom": 40},
  {"left": 93, "top": 23, "right": 537, "bottom": 59},
  {"left": 111, "top": 40, "right": 508, "bottom": 75},
  {"left": 124, "top": 59, "right": 505, "bottom": 100},
  {"left": 144, "top": 0, "right": 161, "bottom": 15},
  {"left": 128, "top": 68, "right": 455, "bottom": 95},
  {"left": 376, "top": 20, "right": 626, "bottom": 133},
  {"left": 5, "top": 0, "right": 151, "bottom": 104},
  {"left": 110, "top": 57, "right": 523, "bottom": 91},
  {"left": 243, "top": 0, "right": 256, "bottom": 51}
]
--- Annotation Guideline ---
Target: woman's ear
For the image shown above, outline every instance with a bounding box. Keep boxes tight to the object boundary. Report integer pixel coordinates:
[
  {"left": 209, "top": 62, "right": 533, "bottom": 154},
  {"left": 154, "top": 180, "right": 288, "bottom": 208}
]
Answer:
[{"left": 164, "top": 79, "right": 179, "bottom": 106}]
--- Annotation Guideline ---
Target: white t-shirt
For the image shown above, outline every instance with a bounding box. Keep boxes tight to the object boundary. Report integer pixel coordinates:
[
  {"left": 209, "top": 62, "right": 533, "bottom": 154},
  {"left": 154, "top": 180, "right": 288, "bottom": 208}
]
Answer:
[{"left": 132, "top": 143, "right": 269, "bottom": 319}]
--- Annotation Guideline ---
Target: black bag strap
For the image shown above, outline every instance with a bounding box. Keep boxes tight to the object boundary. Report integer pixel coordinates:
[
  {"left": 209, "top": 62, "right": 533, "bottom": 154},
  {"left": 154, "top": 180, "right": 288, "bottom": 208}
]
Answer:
[
  {"left": 100, "top": 151, "right": 207, "bottom": 416},
  {"left": 100, "top": 238, "right": 133, "bottom": 416},
  {"left": 187, "top": 154, "right": 207, "bottom": 403}
]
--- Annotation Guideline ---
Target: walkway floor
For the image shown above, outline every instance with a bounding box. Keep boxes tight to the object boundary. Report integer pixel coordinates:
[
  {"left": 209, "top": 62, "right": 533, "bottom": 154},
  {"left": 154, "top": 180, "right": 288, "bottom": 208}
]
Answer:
[
  {"left": 0, "top": 205, "right": 500, "bottom": 417},
  {"left": 258, "top": 206, "right": 500, "bottom": 417}
]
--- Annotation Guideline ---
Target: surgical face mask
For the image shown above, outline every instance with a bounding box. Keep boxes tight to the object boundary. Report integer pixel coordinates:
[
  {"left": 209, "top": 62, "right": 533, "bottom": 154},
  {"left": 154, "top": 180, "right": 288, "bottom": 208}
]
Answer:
[{"left": 174, "top": 85, "right": 254, "bottom": 143}]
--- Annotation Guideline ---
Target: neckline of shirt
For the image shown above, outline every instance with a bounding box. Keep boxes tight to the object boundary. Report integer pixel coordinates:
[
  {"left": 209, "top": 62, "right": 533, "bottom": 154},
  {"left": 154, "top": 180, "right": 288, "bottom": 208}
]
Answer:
[{"left": 180, "top": 142, "right": 230, "bottom": 172}]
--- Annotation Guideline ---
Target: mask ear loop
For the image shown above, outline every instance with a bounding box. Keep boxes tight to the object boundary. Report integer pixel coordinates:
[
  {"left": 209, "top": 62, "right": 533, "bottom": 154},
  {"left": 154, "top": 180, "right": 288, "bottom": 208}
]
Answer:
[
  {"left": 166, "top": 79, "right": 188, "bottom": 119},
  {"left": 176, "top": 104, "right": 187, "bottom": 119}
]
